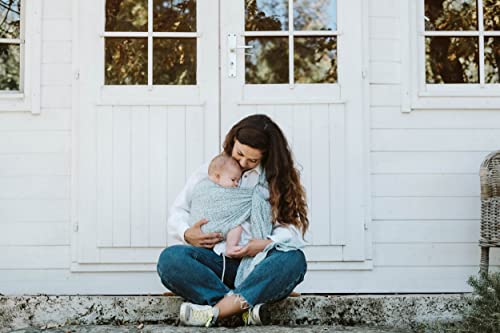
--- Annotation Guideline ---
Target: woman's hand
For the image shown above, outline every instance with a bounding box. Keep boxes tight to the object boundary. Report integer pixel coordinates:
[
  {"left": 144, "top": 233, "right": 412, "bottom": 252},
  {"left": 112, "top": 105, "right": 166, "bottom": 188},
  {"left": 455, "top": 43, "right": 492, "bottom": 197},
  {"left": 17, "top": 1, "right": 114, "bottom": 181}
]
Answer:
[
  {"left": 184, "top": 219, "right": 223, "bottom": 248},
  {"left": 228, "top": 239, "right": 272, "bottom": 258}
]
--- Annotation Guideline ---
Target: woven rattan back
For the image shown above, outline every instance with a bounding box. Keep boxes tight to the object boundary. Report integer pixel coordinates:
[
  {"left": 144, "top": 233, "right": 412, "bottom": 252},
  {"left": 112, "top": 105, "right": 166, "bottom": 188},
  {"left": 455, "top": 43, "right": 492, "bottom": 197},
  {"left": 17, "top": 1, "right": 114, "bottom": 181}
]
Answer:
[{"left": 480, "top": 150, "right": 500, "bottom": 248}]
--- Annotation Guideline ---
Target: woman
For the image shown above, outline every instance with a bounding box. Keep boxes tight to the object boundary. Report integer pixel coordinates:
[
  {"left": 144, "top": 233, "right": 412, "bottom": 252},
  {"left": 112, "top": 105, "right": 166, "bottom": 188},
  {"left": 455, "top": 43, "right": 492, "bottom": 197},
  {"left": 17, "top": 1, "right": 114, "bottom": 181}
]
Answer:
[{"left": 157, "top": 114, "right": 309, "bottom": 327}]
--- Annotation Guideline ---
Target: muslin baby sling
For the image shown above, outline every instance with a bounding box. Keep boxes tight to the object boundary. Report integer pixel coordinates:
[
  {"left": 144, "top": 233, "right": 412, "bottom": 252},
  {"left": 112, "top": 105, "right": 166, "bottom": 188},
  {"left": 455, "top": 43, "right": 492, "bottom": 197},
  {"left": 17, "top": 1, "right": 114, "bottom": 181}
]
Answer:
[{"left": 188, "top": 171, "right": 272, "bottom": 287}]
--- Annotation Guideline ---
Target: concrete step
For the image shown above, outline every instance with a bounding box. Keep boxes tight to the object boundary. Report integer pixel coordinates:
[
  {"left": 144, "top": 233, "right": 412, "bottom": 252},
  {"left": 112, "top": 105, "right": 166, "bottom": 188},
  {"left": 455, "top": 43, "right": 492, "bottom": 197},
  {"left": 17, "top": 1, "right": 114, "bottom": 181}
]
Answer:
[
  {"left": 0, "top": 294, "right": 468, "bottom": 333},
  {"left": 6, "top": 325, "right": 413, "bottom": 333}
]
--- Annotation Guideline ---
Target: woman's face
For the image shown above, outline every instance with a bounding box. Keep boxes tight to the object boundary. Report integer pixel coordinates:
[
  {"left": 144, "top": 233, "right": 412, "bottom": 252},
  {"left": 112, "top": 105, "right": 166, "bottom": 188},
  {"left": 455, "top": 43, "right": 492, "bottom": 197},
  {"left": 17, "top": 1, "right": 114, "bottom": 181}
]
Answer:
[{"left": 231, "top": 139, "right": 263, "bottom": 171}]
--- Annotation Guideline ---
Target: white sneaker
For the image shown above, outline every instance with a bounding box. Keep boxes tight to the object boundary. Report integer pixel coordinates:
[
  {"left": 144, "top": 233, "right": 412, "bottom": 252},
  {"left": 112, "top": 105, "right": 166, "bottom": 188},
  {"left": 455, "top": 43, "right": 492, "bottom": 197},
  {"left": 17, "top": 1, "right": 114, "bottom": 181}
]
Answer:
[
  {"left": 179, "top": 302, "right": 217, "bottom": 327},
  {"left": 242, "top": 303, "right": 263, "bottom": 325}
]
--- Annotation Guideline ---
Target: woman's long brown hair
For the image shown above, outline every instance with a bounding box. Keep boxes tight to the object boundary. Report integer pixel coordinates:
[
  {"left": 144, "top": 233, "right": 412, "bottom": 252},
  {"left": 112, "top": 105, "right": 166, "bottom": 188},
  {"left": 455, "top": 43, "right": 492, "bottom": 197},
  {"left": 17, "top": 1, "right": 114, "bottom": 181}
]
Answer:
[{"left": 223, "top": 114, "right": 309, "bottom": 236}]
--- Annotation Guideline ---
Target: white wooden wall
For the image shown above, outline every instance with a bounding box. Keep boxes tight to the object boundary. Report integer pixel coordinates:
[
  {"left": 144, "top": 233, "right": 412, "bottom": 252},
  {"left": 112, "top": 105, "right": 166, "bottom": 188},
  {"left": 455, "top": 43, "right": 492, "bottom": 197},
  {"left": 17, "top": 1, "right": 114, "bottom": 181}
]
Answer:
[{"left": 1, "top": 0, "right": 499, "bottom": 294}]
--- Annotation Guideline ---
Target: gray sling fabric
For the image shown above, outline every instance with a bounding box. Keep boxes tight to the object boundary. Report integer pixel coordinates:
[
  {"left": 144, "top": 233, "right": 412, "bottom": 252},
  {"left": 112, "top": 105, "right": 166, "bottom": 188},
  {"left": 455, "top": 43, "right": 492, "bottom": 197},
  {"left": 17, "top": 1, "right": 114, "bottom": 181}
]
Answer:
[{"left": 188, "top": 172, "right": 273, "bottom": 286}]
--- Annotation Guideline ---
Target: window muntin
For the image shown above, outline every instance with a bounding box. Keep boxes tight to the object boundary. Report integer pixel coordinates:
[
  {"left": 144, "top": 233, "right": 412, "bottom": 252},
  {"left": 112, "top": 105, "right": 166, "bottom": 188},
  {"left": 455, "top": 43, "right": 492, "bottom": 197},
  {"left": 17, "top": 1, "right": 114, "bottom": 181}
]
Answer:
[
  {"left": 244, "top": 0, "right": 337, "bottom": 85},
  {"left": 0, "top": 0, "right": 21, "bottom": 91},
  {"left": 424, "top": 0, "right": 500, "bottom": 84},
  {"left": 104, "top": 0, "right": 197, "bottom": 86}
]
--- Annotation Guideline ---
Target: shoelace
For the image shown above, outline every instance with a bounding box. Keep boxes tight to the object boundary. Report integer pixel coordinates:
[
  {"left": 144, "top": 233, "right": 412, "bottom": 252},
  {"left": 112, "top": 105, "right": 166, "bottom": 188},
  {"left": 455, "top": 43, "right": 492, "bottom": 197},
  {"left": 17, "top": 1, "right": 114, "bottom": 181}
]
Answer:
[{"left": 191, "top": 307, "right": 214, "bottom": 327}]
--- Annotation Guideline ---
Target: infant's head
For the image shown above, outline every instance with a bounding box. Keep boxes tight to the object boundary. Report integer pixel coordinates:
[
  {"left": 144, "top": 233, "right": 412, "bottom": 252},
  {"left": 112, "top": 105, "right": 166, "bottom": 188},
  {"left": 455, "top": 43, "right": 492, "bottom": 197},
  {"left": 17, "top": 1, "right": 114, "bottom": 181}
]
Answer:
[{"left": 208, "top": 154, "right": 242, "bottom": 188}]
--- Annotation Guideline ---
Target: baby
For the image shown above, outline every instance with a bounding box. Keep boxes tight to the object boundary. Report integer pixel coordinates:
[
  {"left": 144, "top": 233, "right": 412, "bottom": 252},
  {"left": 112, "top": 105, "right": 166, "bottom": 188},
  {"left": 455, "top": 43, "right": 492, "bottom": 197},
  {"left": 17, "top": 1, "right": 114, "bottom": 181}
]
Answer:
[{"left": 202, "top": 153, "right": 244, "bottom": 255}]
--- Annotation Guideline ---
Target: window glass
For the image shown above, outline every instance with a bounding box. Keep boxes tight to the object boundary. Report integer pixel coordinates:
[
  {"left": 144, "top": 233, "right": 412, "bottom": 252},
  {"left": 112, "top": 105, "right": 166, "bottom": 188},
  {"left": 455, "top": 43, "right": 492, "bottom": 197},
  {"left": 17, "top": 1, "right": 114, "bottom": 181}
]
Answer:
[
  {"left": 104, "top": 0, "right": 197, "bottom": 85},
  {"left": 245, "top": 37, "right": 289, "bottom": 84},
  {"left": 424, "top": 0, "right": 477, "bottom": 31},
  {"left": 295, "top": 37, "right": 337, "bottom": 83},
  {"left": 245, "top": 0, "right": 288, "bottom": 31},
  {"left": 0, "top": 0, "right": 21, "bottom": 91},
  {"left": 422, "top": 0, "right": 499, "bottom": 85},
  {"left": 244, "top": 0, "right": 337, "bottom": 84},
  {"left": 106, "top": 0, "right": 148, "bottom": 32},
  {"left": 0, "top": 44, "right": 20, "bottom": 90},
  {"left": 153, "top": 0, "right": 196, "bottom": 32},
  {"left": 294, "top": 0, "right": 337, "bottom": 31},
  {"left": 105, "top": 38, "right": 148, "bottom": 85},
  {"left": 153, "top": 38, "right": 196, "bottom": 84},
  {"left": 0, "top": 0, "right": 20, "bottom": 39}
]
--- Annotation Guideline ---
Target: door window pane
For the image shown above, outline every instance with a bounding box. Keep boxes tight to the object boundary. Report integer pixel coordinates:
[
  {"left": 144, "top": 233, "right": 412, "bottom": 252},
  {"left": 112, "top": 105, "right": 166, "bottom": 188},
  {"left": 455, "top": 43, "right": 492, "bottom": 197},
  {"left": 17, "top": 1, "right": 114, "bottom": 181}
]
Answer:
[
  {"left": 294, "top": 0, "right": 337, "bottom": 31},
  {"left": 153, "top": 38, "right": 196, "bottom": 84},
  {"left": 0, "top": 44, "right": 20, "bottom": 90},
  {"left": 245, "top": 37, "right": 289, "bottom": 84},
  {"left": 485, "top": 37, "right": 500, "bottom": 83},
  {"left": 153, "top": 0, "right": 196, "bottom": 32},
  {"left": 106, "top": 0, "right": 148, "bottom": 32},
  {"left": 424, "top": 0, "right": 477, "bottom": 31},
  {"left": 425, "top": 36, "right": 479, "bottom": 83},
  {"left": 245, "top": 0, "right": 288, "bottom": 31},
  {"left": 484, "top": 0, "right": 500, "bottom": 31},
  {"left": 294, "top": 37, "right": 337, "bottom": 83},
  {"left": 105, "top": 38, "right": 148, "bottom": 85},
  {"left": 0, "top": 0, "right": 20, "bottom": 39}
]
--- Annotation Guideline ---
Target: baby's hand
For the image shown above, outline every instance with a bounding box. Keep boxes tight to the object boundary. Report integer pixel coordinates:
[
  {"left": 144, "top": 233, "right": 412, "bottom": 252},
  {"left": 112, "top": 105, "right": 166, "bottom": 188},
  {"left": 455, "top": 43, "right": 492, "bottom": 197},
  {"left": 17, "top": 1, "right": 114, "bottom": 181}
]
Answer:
[{"left": 225, "top": 246, "right": 243, "bottom": 258}]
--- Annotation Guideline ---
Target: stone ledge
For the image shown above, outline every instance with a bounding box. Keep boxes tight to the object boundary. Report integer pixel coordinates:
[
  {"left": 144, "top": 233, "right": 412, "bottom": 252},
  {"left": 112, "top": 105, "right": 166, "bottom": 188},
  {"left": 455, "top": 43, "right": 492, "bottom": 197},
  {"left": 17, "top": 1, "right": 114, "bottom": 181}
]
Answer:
[{"left": 0, "top": 294, "right": 470, "bottom": 332}]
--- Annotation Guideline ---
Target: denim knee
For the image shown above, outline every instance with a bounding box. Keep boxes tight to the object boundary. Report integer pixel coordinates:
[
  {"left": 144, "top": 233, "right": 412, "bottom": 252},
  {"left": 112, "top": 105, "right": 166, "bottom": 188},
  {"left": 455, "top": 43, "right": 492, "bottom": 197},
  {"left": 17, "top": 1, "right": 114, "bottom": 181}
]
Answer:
[{"left": 157, "top": 245, "right": 190, "bottom": 280}]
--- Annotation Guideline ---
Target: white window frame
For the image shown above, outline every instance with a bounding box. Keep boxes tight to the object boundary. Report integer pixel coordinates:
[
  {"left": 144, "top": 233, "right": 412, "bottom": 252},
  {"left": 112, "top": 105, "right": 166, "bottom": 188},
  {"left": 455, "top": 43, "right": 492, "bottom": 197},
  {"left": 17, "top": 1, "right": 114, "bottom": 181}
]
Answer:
[
  {"left": 401, "top": 0, "right": 500, "bottom": 112},
  {"left": 95, "top": 0, "right": 203, "bottom": 106},
  {"left": 0, "top": 0, "right": 41, "bottom": 114}
]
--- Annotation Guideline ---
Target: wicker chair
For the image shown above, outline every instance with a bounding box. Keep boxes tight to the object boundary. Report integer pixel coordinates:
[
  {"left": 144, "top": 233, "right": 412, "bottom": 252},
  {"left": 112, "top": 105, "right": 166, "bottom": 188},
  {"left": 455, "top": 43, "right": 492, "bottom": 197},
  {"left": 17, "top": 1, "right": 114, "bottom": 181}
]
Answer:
[{"left": 479, "top": 150, "right": 500, "bottom": 274}]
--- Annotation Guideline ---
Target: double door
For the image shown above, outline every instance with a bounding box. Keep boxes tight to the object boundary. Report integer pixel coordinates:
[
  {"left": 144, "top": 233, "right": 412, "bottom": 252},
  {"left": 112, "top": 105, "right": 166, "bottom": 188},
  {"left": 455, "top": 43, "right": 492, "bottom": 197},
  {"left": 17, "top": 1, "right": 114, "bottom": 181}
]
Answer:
[{"left": 75, "top": 0, "right": 369, "bottom": 287}]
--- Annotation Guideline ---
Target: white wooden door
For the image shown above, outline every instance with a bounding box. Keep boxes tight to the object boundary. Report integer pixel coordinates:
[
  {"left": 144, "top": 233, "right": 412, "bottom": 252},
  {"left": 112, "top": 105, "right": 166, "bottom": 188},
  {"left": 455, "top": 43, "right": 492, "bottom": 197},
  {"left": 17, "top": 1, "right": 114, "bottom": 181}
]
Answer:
[
  {"left": 74, "top": 0, "right": 219, "bottom": 271},
  {"left": 74, "top": 0, "right": 370, "bottom": 273},
  {"left": 220, "top": 0, "right": 369, "bottom": 267}
]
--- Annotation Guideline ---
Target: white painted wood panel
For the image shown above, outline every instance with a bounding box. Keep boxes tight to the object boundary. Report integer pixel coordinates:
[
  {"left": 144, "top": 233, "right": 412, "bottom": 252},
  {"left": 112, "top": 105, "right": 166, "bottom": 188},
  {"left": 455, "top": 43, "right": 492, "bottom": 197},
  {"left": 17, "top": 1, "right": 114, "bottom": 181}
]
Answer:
[
  {"left": 369, "top": 0, "right": 400, "bottom": 17},
  {"left": 373, "top": 197, "right": 480, "bottom": 220},
  {"left": 371, "top": 107, "right": 500, "bottom": 129},
  {"left": 370, "top": 62, "right": 401, "bottom": 84},
  {"left": 112, "top": 107, "right": 132, "bottom": 247},
  {"left": 0, "top": 176, "right": 69, "bottom": 199},
  {"left": 42, "top": 41, "right": 72, "bottom": 64},
  {"left": 0, "top": 222, "right": 69, "bottom": 246},
  {"left": 0, "top": 199, "right": 70, "bottom": 222},
  {"left": 0, "top": 132, "right": 69, "bottom": 153},
  {"left": 0, "top": 154, "right": 70, "bottom": 176},
  {"left": 0, "top": 109, "right": 70, "bottom": 130},
  {"left": 373, "top": 220, "right": 479, "bottom": 243},
  {"left": 96, "top": 106, "right": 113, "bottom": 247},
  {"left": 369, "top": 17, "right": 400, "bottom": 39},
  {"left": 43, "top": 0, "right": 72, "bottom": 19},
  {"left": 372, "top": 129, "right": 500, "bottom": 151},
  {"left": 370, "top": 39, "right": 400, "bottom": 61},
  {"left": 41, "top": 64, "right": 73, "bottom": 86},
  {"left": 41, "top": 86, "right": 72, "bottom": 108},
  {"left": 148, "top": 107, "right": 168, "bottom": 247},
  {"left": 371, "top": 152, "right": 488, "bottom": 174},
  {"left": 372, "top": 174, "right": 479, "bottom": 197},
  {"left": 370, "top": 85, "right": 400, "bottom": 107},
  {"left": 330, "top": 104, "right": 346, "bottom": 245},
  {"left": 310, "top": 105, "right": 331, "bottom": 245},
  {"left": 0, "top": 246, "right": 70, "bottom": 269},
  {"left": 166, "top": 107, "right": 186, "bottom": 216},
  {"left": 185, "top": 106, "right": 205, "bottom": 177},
  {"left": 374, "top": 243, "right": 493, "bottom": 266},
  {"left": 42, "top": 20, "right": 72, "bottom": 41},
  {"left": 130, "top": 106, "right": 150, "bottom": 247}
]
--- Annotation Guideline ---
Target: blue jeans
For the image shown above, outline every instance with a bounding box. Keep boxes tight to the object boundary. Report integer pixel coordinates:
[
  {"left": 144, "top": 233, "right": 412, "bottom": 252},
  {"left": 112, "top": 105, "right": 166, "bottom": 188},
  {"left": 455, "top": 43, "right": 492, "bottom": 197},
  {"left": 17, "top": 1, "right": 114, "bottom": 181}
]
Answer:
[{"left": 157, "top": 245, "right": 307, "bottom": 307}]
